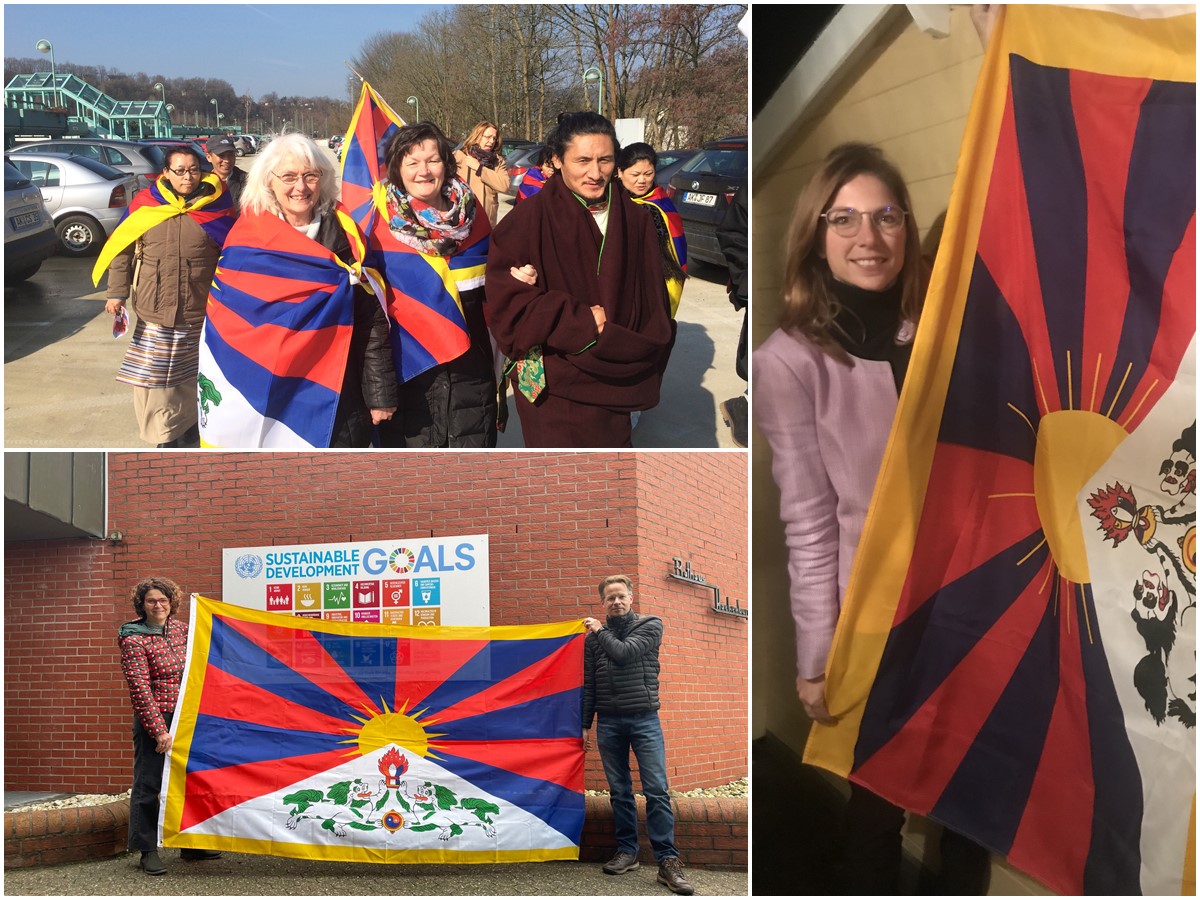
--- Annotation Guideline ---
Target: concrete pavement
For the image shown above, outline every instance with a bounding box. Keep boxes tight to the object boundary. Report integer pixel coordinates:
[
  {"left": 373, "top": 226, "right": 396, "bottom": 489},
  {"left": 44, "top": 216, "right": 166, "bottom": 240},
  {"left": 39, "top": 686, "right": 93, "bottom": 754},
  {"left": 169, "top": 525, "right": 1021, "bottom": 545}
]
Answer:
[
  {"left": 3, "top": 162, "right": 746, "bottom": 449},
  {"left": 2, "top": 848, "right": 749, "bottom": 896}
]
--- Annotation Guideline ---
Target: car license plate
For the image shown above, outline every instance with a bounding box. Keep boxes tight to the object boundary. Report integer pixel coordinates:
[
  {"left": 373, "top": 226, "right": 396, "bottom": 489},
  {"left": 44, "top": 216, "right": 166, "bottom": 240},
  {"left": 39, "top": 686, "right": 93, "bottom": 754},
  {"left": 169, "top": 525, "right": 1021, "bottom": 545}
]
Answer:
[
  {"left": 10, "top": 210, "right": 41, "bottom": 231},
  {"left": 682, "top": 191, "right": 716, "bottom": 207}
]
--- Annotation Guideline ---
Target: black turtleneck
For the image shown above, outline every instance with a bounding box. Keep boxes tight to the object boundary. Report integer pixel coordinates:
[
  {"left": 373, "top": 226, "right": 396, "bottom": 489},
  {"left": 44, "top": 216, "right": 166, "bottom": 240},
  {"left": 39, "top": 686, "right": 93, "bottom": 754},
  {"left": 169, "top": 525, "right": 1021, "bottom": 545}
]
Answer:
[{"left": 829, "top": 278, "right": 911, "bottom": 390}]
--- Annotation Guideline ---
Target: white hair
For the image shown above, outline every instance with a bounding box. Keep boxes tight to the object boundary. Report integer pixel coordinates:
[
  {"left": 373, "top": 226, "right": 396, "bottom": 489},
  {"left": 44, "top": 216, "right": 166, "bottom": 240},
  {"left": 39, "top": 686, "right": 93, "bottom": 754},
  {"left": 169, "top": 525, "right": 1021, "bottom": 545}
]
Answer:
[{"left": 240, "top": 132, "right": 339, "bottom": 219}]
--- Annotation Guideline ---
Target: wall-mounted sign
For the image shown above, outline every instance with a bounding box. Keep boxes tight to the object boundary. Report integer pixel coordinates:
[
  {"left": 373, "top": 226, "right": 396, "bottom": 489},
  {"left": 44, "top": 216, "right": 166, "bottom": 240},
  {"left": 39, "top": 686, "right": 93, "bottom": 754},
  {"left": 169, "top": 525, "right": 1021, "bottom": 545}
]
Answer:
[
  {"left": 669, "top": 557, "right": 747, "bottom": 620},
  {"left": 222, "top": 535, "right": 490, "bottom": 626}
]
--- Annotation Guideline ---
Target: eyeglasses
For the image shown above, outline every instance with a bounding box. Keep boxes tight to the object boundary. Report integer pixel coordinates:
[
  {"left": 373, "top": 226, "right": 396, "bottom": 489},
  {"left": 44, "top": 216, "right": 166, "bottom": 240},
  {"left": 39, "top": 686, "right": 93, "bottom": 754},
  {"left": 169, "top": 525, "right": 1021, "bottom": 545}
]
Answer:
[
  {"left": 821, "top": 206, "right": 907, "bottom": 237},
  {"left": 273, "top": 171, "right": 322, "bottom": 186},
  {"left": 168, "top": 167, "right": 200, "bottom": 177},
  {"left": 144, "top": 598, "right": 171, "bottom": 606}
]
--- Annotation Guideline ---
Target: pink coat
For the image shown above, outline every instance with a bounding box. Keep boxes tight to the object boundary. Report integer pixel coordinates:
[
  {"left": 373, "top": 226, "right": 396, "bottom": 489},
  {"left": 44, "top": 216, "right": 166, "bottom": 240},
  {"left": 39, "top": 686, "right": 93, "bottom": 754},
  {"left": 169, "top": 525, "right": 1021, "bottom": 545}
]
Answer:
[{"left": 752, "top": 328, "right": 899, "bottom": 680}]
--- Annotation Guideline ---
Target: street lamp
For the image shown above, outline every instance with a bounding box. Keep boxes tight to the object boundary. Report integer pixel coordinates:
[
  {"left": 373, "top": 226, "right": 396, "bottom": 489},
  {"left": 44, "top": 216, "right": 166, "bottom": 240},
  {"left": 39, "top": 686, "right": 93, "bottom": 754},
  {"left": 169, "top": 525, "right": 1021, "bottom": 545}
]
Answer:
[
  {"left": 165, "top": 103, "right": 175, "bottom": 138},
  {"left": 210, "top": 97, "right": 220, "bottom": 131},
  {"left": 407, "top": 96, "right": 420, "bottom": 123},
  {"left": 154, "top": 82, "right": 167, "bottom": 105},
  {"left": 35, "top": 39, "right": 58, "bottom": 110},
  {"left": 582, "top": 66, "right": 603, "bottom": 117}
]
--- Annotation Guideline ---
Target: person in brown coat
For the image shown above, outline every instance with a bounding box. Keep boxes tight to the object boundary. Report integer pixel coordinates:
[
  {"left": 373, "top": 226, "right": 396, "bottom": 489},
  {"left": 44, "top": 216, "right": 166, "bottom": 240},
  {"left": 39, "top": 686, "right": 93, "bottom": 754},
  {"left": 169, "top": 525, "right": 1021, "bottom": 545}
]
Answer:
[
  {"left": 484, "top": 112, "right": 675, "bottom": 448},
  {"left": 453, "top": 121, "right": 510, "bottom": 226},
  {"left": 98, "top": 146, "right": 233, "bottom": 447}
]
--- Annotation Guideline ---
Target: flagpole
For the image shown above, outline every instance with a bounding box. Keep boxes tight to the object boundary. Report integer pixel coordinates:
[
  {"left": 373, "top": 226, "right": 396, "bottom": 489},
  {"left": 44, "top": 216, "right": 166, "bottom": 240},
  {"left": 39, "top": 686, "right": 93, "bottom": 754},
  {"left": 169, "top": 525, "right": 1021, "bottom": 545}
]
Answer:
[{"left": 344, "top": 61, "right": 366, "bottom": 83}]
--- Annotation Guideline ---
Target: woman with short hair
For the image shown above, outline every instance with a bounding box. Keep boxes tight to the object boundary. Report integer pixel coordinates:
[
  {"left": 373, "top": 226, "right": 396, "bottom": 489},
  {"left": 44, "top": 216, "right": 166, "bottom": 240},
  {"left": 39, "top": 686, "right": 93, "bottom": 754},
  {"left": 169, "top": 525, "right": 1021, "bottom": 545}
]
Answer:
[
  {"left": 616, "top": 142, "right": 687, "bottom": 317},
  {"left": 94, "top": 146, "right": 234, "bottom": 448},
  {"left": 373, "top": 122, "right": 496, "bottom": 447}
]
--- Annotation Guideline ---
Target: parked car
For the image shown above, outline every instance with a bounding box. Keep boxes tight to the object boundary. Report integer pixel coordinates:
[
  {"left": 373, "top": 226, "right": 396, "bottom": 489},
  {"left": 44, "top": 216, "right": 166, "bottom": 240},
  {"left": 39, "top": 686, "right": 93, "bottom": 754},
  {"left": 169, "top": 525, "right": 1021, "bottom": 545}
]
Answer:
[
  {"left": 665, "top": 135, "right": 747, "bottom": 267},
  {"left": 233, "top": 135, "right": 256, "bottom": 155},
  {"left": 4, "top": 159, "right": 58, "bottom": 283},
  {"left": 137, "top": 139, "right": 214, "bottom": 173},
  {"left": 10, "top": 138, "right": 164, "bottom": 191},
  {"left": 654, "top": 149, "right": 698, "bottom": 187},
  {"left": 7, "top": 153, "right": 137, "bottom": 257},
  {"left": 501, "top": 139, "right": 539, "bottom": 159},
  {"left": 504, "top": 143, "right": 546, "bottom": 194}
]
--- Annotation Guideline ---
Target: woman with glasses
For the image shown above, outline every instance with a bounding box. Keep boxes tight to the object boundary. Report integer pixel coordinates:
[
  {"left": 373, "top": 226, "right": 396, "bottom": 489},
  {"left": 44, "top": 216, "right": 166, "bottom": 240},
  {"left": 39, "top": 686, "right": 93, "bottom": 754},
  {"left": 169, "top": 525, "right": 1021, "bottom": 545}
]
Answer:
[
  {"left": 753, "top": 143, "right": 989, "bottom": 892},
  {"left": 118, "top": 578, "right": 219, "bottom": 875},
  {"left": 453, "top": 121, "right": 510, "bottom": 226},
  {"left": 196, "top": 133, "right": 397, "bottom": 448},
  {"left": 93, "top": 146, "right": 234, "bottom": 448},
  {"left": 372, "top": 122, "right": 496, "bottom": 447}
]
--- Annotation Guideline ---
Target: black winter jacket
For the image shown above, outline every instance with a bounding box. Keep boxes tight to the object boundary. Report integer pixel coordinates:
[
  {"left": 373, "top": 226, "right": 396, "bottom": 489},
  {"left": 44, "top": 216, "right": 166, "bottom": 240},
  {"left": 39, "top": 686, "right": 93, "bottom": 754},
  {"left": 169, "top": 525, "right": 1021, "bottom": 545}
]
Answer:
[
  {"left": 582, "top": 611, "right": 662, "bottom": 728},
  {"left": 316, "top": 214, "right": 398, "bottom": 447},
  {"left": 377, "top": 281, "right": 496, "bottom": 448}
]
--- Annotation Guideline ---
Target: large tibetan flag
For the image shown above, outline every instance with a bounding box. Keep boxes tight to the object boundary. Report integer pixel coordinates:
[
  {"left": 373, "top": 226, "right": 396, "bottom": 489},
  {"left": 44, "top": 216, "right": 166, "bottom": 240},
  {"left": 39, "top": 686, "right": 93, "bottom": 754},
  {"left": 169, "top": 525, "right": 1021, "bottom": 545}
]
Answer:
[
  {"left": 197, "top": 205, "right": 385, "bottom": 448},
  {"left": 161, "top": 597, "right": 586, "bottom": 863},
  {"left": 805, "top": 6, "right": 1195, "bottom": 896}
]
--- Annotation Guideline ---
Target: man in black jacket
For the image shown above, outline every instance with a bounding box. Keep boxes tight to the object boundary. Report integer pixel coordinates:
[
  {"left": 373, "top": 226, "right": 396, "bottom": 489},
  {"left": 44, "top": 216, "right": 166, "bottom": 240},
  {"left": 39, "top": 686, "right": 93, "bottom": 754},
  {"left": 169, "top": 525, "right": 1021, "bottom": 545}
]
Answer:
[{"left": 583, "top": 575, "right": 693, "bottom": 896}]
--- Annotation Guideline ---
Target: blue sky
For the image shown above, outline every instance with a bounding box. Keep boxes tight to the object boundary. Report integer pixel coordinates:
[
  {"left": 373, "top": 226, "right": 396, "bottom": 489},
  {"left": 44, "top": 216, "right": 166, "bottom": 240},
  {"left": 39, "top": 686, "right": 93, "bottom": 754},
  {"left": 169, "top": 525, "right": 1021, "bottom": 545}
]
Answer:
[{"left": 4, "top": 3, "right": 443, "bottom": 100}]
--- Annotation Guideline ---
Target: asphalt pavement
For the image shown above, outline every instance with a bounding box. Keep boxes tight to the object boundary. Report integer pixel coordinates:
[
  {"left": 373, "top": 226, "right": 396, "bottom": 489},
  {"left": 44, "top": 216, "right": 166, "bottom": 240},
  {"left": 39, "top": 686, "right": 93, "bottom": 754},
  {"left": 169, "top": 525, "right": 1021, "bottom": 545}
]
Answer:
[
  {"left": 2, "top": 848, "right": 749, "bottom": 896},
  {"left": 3, "top": 154, "right": 746, "bottom": 449}
]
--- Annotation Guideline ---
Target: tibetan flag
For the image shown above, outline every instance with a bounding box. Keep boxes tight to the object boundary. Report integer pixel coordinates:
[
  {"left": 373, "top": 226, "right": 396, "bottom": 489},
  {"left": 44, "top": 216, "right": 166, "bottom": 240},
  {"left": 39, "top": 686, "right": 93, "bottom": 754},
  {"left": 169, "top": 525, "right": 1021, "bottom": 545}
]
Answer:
[
  {"left": 634, "top": 186, "right": 688, "bottom": 317},
  {"left": 197, "top": 205, "right": 385, "bottom": 448},
  {"left": 804, "top": 6, "right": 1195, "bottom": 896},
  {"left": 91, "top": 174, "right": 234, "bottom": 285},
  {"left": 341, "top": 82, "right": 405, "bottom": 228},
  {"left": 161, "top": 597, "right": 586, "bottom": 863},
  {"left": 368, "top": 196, "right": 489, "bottom": 383},
  {"left": 635, "top": 185, "right": 687, "bottom": 273},
  {"left": 516, "top": 168, "right": 547, "bottom": 203}
]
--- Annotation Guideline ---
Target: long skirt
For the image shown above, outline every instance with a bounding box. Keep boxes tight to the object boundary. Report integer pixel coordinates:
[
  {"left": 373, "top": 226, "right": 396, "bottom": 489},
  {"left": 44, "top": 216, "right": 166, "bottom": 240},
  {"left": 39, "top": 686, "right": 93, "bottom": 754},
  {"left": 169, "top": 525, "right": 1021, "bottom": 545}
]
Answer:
[{"left": 116, "top": 320, "right": 200, "bottom": 444}]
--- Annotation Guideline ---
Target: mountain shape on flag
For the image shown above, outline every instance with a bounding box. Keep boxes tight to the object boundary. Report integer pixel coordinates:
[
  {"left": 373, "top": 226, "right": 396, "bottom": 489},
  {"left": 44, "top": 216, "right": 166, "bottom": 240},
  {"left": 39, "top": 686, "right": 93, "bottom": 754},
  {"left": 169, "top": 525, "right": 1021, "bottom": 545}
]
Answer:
[{"left": 177, "top": 743, "right": 576, "bottom": 853}]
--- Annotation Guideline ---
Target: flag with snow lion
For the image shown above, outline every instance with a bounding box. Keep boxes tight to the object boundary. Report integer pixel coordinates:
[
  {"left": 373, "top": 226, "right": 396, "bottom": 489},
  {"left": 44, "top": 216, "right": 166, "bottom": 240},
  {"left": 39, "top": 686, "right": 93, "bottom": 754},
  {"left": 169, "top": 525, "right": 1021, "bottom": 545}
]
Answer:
[
  {"left": 160, "top": 596, "right": 585, "bottom": 863},
  {"left": 803, "top": 5, "right": 1195, "bottom": 896}
]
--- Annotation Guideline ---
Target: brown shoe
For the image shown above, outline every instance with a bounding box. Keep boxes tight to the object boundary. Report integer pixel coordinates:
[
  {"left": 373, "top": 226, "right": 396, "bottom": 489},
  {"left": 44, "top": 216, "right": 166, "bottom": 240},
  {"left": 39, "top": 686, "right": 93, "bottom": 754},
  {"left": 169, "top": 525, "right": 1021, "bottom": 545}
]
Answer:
[
  {"left": 602, "top": 850, "right": 640, "bottom": 874},
  {"left": 657, "top": 856, "right": 694, "bottom": 895}
]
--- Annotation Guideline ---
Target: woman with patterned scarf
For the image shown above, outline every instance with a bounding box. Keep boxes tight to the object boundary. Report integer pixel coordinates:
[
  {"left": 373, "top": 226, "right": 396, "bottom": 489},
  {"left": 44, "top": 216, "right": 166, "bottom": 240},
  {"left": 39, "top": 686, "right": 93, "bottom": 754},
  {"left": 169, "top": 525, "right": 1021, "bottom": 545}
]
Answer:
[
  {"left": 92, "top": 146, "right": 233, "bottom": 448},
  {"left": 453, "top": 121, "right": 511, "bottom": 226},
  {"left": 375, "top": 122, "right": 497, "bottom": 447}
]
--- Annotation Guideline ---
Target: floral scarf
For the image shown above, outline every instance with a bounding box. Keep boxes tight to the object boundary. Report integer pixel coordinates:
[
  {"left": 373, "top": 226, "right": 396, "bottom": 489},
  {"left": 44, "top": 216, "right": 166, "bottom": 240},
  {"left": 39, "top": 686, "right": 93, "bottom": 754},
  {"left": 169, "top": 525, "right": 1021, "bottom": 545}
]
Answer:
[{"left": 385, "top": 176, "right": 477, "bottom": 256}]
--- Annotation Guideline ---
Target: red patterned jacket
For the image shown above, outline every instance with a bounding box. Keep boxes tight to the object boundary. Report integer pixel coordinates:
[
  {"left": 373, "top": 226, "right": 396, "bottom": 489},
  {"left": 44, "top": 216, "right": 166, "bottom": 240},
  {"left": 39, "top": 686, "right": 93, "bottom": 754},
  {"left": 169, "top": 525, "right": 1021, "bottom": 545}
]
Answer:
[{"left": 118, "top": 618, "right": 188, "bottom": 737}]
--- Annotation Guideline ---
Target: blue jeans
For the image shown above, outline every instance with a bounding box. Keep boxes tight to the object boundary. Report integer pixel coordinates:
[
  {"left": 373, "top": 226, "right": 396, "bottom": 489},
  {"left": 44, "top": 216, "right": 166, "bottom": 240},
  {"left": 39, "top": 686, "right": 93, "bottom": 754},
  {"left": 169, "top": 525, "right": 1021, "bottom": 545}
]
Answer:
[{"left": 596, "top": 709, "right": 678, "bottom": 862}]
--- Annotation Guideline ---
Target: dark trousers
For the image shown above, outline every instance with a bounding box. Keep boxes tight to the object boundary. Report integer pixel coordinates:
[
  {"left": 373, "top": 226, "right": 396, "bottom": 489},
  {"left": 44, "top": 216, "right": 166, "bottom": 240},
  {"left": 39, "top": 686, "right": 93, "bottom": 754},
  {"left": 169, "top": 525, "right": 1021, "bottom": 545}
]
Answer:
[
  {"left": 128, "top": 715, "right": 168, "bottom": 852},
  {"left": 840, "top": 783, "right": 990, "bottom": 895}
]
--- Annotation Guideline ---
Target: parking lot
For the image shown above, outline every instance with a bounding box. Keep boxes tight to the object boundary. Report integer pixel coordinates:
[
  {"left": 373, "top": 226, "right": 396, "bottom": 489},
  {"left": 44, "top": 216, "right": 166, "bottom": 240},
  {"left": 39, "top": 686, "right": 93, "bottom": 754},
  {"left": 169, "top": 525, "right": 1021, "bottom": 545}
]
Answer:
[{"left": 4, "top": 154, "right": 746, "bottom": 449}]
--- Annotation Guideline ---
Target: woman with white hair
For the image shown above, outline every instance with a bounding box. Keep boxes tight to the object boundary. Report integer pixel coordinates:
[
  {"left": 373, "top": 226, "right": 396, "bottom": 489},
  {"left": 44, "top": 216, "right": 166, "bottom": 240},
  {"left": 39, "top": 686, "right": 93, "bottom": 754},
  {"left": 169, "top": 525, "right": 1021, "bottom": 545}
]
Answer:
[{"left": 197, "top": 133, "right": 397, "bottom": 448}]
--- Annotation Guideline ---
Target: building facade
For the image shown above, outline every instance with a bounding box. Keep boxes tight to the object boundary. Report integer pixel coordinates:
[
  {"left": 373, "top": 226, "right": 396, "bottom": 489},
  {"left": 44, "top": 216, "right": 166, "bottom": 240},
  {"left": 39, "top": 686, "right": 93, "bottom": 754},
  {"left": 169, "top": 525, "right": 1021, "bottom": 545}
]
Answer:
[{"left": 4, "top": 452, "right": 748, "bottom": 795}]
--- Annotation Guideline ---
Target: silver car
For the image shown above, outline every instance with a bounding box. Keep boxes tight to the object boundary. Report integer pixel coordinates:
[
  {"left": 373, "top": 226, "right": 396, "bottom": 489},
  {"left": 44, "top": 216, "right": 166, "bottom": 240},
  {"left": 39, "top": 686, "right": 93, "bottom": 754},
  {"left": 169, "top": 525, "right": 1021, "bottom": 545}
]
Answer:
[
  {"left": 4, "top": 159, "right": 58, "bottom": 283},
  {"left": 7, "top": 153, "right": 138, "bottom": 257},
  {"left": 11, "top": 138, "right": 164, "bottom": 191}
]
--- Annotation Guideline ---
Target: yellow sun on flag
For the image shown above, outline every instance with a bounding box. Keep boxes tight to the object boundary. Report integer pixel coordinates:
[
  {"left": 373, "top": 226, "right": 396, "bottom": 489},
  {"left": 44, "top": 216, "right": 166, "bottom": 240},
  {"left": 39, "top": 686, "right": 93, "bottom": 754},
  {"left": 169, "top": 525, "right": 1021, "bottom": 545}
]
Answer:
[{"left": 341, "top": 700, "right": 446, "bottom": 760}]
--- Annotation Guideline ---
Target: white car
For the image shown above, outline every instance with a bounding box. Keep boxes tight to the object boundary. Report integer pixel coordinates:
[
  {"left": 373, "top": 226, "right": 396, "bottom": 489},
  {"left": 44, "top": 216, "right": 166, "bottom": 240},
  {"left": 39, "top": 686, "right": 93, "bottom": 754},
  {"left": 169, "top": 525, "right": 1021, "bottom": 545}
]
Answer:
[
  {"left": 8, "top": 153, "right": 137, "bottom": 257},
  {"left": 4, "top": 159, "right": 58, "bottom": 283}
]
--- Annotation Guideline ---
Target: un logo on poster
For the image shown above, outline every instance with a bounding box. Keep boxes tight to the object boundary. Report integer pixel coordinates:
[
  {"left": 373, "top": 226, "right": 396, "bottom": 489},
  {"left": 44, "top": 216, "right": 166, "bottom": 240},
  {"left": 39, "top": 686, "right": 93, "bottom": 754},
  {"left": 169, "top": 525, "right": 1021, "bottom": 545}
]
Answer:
[{"left": 234, "top": 554, "right": 264, "bottom": 579}]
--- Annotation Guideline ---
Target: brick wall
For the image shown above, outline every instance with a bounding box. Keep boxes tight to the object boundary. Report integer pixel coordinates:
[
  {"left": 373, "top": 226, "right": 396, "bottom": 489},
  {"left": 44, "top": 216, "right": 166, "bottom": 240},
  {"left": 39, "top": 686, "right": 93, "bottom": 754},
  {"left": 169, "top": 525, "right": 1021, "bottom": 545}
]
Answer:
[{"left": 4, "top": 452, "right": 748, "bottom": 795}]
